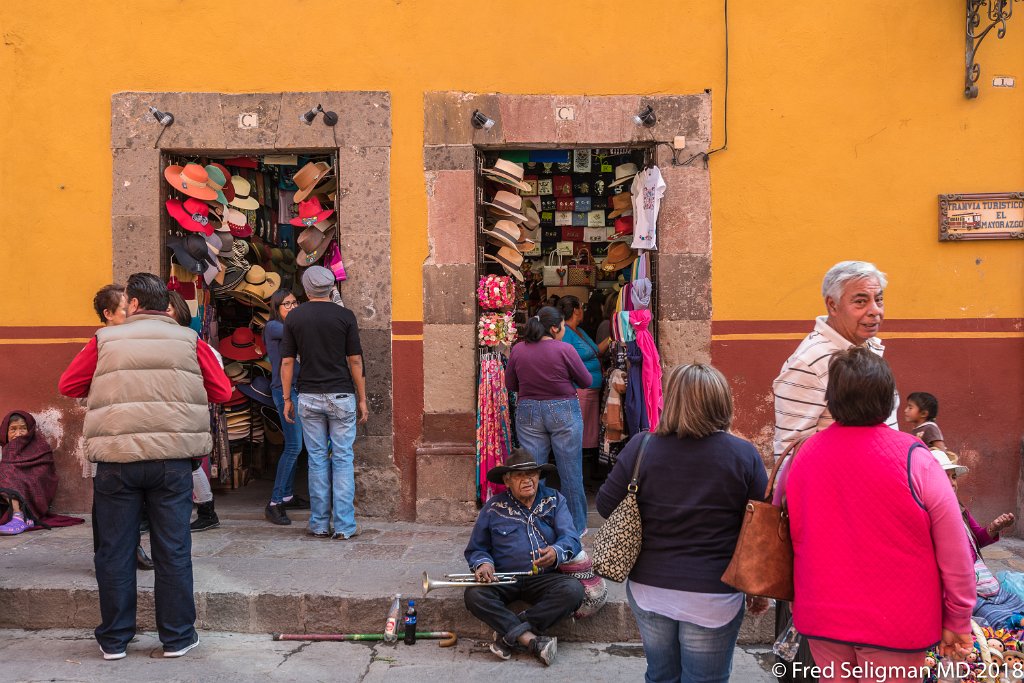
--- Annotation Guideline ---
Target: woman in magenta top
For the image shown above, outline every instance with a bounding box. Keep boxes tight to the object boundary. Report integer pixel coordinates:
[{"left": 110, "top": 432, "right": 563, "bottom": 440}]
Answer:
[
  {"left": 505, "top": 306, "right": 591, "bottom": 534},
  {"left": 777, "top": 348, "right": 975, "bottom": 678}
]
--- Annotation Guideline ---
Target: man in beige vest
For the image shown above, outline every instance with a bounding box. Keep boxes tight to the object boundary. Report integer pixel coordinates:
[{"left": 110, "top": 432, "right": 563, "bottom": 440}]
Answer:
[{"left": 59, "top": 272, "right": 231, "bottom": 661}]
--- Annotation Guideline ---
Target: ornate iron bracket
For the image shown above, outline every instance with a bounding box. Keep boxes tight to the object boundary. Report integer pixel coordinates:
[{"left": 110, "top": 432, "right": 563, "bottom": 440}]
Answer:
[{"left": 965, "top": 0, "right": 1019, "bottom": 98}]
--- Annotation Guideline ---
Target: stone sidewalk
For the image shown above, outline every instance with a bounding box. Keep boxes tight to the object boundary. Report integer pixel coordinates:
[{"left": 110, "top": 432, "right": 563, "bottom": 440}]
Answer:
[
  {"left": 0, "top": 629, "right": 776, "bottom": 682},
  {"left": 0, "top": 512, "right": 775, "bottom": 643}
]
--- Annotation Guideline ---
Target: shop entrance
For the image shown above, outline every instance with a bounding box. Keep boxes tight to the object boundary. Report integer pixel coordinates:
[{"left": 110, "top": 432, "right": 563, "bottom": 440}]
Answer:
[
  {"left": 473, "top": 146, "right": 660, "bottom": 523},
  {"left": 158, "top": 151, "right": 338, "bottom": 492}
]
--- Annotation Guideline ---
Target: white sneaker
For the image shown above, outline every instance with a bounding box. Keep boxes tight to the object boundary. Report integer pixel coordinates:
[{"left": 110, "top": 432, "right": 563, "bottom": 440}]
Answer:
[
  {"left": 163, "top": 634, "right": 199, "bottom": 658},
  {"left": 100, "top": 646, "right": 126, "bottom": 661}
]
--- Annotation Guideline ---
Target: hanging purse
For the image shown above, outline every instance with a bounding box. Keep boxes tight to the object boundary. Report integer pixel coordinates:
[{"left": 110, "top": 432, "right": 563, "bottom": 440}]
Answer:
[
  {"left": 720, "top": 438, "right": 805, "bottom": 601},
  {"left": 542, "top": 251, "right": 568, "bottom": 286},
  {"left": 592, "top": 432, "right": 652, "bottom": 582},
  {"left": 325, "top": 240, "right": 347, "bottom": 282},
  {"left": 567, "top": 247, "right": 597, "bottom": 287}
]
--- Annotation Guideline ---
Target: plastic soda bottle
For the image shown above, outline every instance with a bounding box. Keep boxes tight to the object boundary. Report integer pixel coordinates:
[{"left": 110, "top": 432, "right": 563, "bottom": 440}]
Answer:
[
  {"left": 383, "top": 593, "right": 401, "bottom": 643},
  {"left": 403, "top": 600, "right": 417, "bottom": 645}
]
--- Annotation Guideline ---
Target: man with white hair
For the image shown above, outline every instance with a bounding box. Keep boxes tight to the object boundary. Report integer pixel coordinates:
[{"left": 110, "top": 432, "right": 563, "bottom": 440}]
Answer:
[
  {"left": 771, "top": 260, "right": 898, "bottom": 683},
  {"left": 773, "top": 260, "right": 899, "bottom": 457}
]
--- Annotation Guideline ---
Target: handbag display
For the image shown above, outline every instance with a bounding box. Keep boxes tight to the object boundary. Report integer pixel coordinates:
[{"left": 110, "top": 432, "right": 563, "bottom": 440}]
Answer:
[
  {"left": 542, "top": 251, "right": 568, "bottom": 286},
  {"left": 325, "top": 240, "right": 347, "bottom": 282},
  {"left": 592, "top": 432, "right": 652, "bottom": 582},
  {"left": 567, "top": 247, "right": 597, "bottom": 287},
  {"left": 720, "top": 439, "right": 804, "bottom": 601}
]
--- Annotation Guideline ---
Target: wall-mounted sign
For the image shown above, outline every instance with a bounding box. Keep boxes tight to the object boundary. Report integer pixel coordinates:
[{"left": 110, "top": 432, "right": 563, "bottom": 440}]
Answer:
[
  {"left": 938, "top": 192, "right": 1024, "bottom": 241},
  {"left": 238, "top": 112, "right": 259, "bottom": 129}
]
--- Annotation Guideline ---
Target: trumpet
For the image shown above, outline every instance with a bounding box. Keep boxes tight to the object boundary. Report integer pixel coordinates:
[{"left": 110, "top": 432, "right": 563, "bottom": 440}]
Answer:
[{"left": 422, "top": 571, "right": 534, "bottom": 596}]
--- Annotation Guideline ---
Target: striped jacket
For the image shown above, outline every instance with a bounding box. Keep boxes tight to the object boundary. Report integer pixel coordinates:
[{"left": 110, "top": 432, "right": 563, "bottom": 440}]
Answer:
[{"left": 772, "top": 316, "right": 898, "bottom": 456}]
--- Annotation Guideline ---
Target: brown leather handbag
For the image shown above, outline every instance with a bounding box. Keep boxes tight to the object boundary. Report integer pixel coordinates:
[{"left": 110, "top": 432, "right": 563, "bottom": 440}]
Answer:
[{"left": 720, "top": 439, "right": 805, "bottom": 601}]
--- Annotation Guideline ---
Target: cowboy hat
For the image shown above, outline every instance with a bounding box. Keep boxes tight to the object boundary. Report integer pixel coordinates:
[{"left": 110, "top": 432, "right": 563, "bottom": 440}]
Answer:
[
  {"left": 229, "top": 176, "right": 260, "bottom": 210},
  {"left": 218, "top": 327, "right": 264, "bottom": 361},
  {"left": 204, "top": 164, "right": 229, "bottom": 206},
  {"left": 609, "top": 163, "right": 638, "bottom": 188},
  {"left": 607, "top": 192, "right": 634, "bottom": 219},
  {"left": 297, "top": 225, "right": 336, "bottom": 266},
  {"left": 224, "top": 387, "right": 248, "bottom": 407},
  {"left": 482, "top": 190, "right": 528, "bottom": 223},
  {"left": 237, "top": 265, "right": 281, "bottom": 300},
  {"left": 292, "top": 161, "right": 332, "bottom": 203},
  {"left": 482, "top": 220, "right": 522, "bottom": 251},
  {"left": 224, "top": 287, "right": 271, "bottom": 312},
  {"left": 168, "top": 234, "right": 217, "bottom": 275},
  {"left": 214, "top": 231, "right": 235, "bottom": 257},
  {"left": 237, "top": 375, "right": 275, "bottom": 408},
  {"left": 166, "top": 198, "right": 215, "bottom": 236},
  {"left": 601, "top": 241, "right": 638, "bottom": 272},
  {"left": 482, "top": 159, "right": 532, "bottom": 193},
  {"left": 522, "top": 198, "right": 541, "bottom": 229},
  {"left": 271, "top": 247, "right": 298, "bottom": 274},
  {"left": 163, "top": 163, "right": 218, "bottom": 201},
  {"left": 484, "top": 246, "right": 525, "bottom": 282},
  {"left": 485, "top": 450, "right": 557, "bottom": 484},
  {"left": 931, "top": 449, "right": 969, "bottom": 477},
  {"left": 289, "top": 196, "right": 334, "bottom": 228},
  {"left": 214, "top": 265, "right": 247, "bottom": 291}
]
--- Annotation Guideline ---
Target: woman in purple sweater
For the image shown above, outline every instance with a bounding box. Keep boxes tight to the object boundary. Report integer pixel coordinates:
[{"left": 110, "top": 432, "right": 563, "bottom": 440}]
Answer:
[
  {"left": 506, "top": 306, "right": 592, "bottom": 535},
  {"left": 597, "top": 363, "right": 769, "bottom": 683}
]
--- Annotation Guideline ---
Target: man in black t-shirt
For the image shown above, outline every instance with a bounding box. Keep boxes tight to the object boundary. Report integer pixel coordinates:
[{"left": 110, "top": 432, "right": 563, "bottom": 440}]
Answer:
[{"left": 280, "top": 266, "right": 368, "bottom": 539}]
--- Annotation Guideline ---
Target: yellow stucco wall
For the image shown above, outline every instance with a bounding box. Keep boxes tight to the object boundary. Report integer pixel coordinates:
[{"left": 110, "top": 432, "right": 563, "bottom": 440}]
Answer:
[{"left": 1, "top": 1, "right": 1020, "bottom": 326}]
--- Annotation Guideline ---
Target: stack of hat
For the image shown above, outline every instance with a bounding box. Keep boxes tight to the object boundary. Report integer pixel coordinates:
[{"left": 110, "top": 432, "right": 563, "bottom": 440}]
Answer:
[{"left": 480, "top": 159, "right": 545, "bottom": 282}]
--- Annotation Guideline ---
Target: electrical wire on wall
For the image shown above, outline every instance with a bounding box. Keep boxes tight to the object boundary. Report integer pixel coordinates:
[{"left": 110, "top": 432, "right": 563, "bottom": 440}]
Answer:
[{"left": 680, "top": 0, "right": 729, "bottom": 168}]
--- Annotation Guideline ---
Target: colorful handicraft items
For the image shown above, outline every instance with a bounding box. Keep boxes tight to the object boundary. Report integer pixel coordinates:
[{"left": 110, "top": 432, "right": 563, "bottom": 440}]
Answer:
[
  {"left": 477, "top": 275, "right": 515, "bottom": 311},
  {"left": 476, "top": 353, "right": 512, "bottom": 502},
  {"left": 478, "top": 312, "right": 517, "bottom": 347}
]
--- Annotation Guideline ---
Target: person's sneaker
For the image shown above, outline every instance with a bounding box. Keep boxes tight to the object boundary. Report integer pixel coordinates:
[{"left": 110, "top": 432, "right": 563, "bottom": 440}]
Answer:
[
  {"left": 265, "top": 503, "right": 291, "bottom": 526},
  {"left": 190, "top": 502, "right": 219, "bottom": 533},
  {"left": 281, "top": 495, "right": 310, "bottom": 510},
  {"left": 529, "top": 636, "right": 557, "bottom": 666},
  {"left": 100, "top": 646, "right": 126, "bottom": 661},
  {"left": 307, "top": 529, "right": 330, "bottom": 538},
  {"left": 163, "top": 633, "right": 199, "bottom": 658},
  {"left": 489, "top": 633, "right": 513, "bottom": 661}
]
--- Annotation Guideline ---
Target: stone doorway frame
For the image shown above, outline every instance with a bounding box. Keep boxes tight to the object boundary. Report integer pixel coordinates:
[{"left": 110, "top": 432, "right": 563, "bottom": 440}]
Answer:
[
  {"left": 417, "top": 91, "right": 714, "bottom": 522},
  {"left": 109, "top": 91, "right": 405, "bottom": 519}
]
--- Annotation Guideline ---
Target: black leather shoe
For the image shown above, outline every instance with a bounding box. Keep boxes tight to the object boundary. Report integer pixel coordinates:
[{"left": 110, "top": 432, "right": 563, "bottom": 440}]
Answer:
[
  {"left": 136, "top": 544, "right": 154, "bottom": 571},
  {"left": 265, "top": 503, "right": 291, "bottom": 526},
  {"left": 282, "top": 496, "right": 310, "bottom": 510}
]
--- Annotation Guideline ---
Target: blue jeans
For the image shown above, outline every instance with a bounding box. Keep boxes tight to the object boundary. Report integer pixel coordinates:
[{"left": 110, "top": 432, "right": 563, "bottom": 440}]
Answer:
[
  {"left": 271, "top": 386, "right": 304, "bottom": 504},
  {"left": 297, "top": 393, "right": 358, "bottom": 536},
  {"left": 515, "top": 398, "right": 587, "bottom": 534},
  {"left": 93, "top": 460, "right": 196, "bottom": 653},
  {"left": 627, "top": 583, "right": 744, "bottom": 683}
]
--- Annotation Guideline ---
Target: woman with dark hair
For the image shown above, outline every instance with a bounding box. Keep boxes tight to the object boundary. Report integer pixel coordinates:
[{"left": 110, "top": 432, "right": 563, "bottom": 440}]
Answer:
[
  {"left": 557, "top": 297, "right": 611, "bottom": 461},
  {"left": 0, "top": 411, "right": 57, "bottom": 535},
  {"left": 505, "top": 306, "right": 592, "bottom": 535},
  {"left": 597, "top": 364, "right": 769, "bottom": 683},
  {"left": 263, "top": 288, "right": 307, "bottom": 525},
  {"left": 777, "top": 347, "right": 975, "bottom": 677},
  {"left": 166, "top": 291, "right": 192, "bottom": 328},
  {"left": 92, "top": 284, "right": 126, "bottom": 326}
]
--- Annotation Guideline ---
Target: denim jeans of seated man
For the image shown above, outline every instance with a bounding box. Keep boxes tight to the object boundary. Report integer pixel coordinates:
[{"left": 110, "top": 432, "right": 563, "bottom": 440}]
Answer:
[
  {"left": 626, "top": 582, "right": 745, "bottom": 683},
  {"left": 297, "top": 393, "right": 358, "bottom": 537},
  {"left": 271, "top": 386, "right": 305, "bottom": 504},
  {"left": 515, "top": 398, "right": 587, "bottom": 534},
  {"left": 93, "top": 459, "right": 197, "bottom": 654}
]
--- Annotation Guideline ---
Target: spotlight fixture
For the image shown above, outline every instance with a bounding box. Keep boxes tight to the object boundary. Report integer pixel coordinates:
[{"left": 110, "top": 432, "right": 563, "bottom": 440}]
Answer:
[
  {"left": 299, "top": 104, "right": 339, "bottom": 126},
  {"left": 633, "top": 105, "right": 656, "bottom": 128},
  {"left": 471, "top": 110, "right": 495, "bottom": 130},
  {"left": 148, "top": 105, "right": 174, "bottom": 127}
]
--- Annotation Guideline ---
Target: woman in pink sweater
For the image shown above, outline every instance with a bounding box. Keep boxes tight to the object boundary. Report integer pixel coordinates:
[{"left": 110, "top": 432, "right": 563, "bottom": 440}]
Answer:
[{"left": 778, "top": 348, "right": 975, "bottom": 682}]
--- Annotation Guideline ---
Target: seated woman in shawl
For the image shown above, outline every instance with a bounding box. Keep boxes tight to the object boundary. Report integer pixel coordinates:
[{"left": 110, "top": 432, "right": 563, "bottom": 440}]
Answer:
[{"left": 0, "top": 411, "right": 58, "bottom": 535}]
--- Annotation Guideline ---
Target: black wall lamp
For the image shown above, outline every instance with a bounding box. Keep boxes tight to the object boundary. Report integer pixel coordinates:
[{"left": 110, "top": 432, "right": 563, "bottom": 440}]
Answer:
[
  {"left": 148, "top": 105, "right": 174, "bottom": 127},
  {"left": 633, "top": 105, "right": 657, "bottom": 128},
  {"left": 471, "top": 110, "right": 495, "bottom": 130},
  {"left": 965, "top": 0, "right": 1018, "bottom": 98},
  {"left": 300, "top": 104, "right": 339, "bottom": 126}
]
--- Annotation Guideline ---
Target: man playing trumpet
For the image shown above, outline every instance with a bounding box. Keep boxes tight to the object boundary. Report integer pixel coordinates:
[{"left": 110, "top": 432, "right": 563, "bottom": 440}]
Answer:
[{"left": 464, "top": 450, "right": 584, "bottom": 666}]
